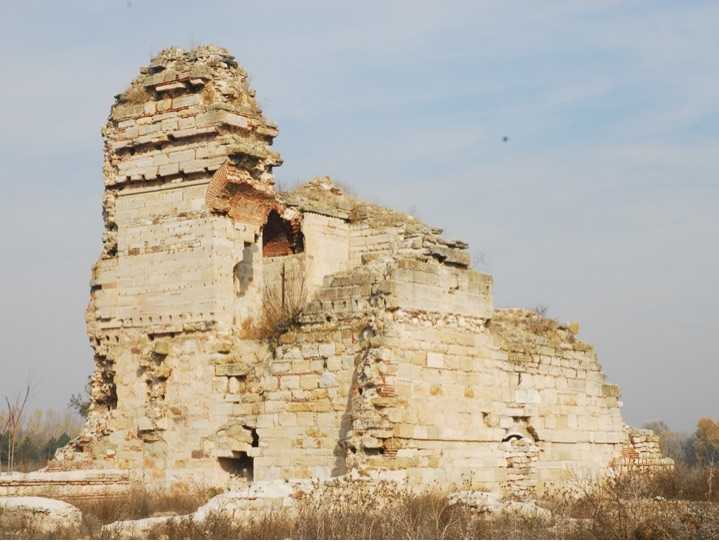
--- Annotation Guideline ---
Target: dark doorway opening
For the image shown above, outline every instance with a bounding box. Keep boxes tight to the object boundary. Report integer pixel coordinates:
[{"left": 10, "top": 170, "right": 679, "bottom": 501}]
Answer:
[
  {"left": 262, "top": 210, "right": 304, "bottom": 257},
  {"left": 218, "top": 452, "right": 254, "bottom": 482}
]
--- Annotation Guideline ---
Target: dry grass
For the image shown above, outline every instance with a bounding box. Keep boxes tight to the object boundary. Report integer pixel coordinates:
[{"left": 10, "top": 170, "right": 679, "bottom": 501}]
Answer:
[
  {"left": 0, "top": 485, "right": 219, "bottom": 540},
  {"left": 121, "top": 85, "right": 151, "bottom": 105},
  {"left": 73, "top": 484, "right": 221, "bottom": 524},
  {"left": 525, "top": 305, "right": 558, "bottom": 335},
  {"left": 2, "top": 467, "right": 718, "bottom": 539},
  {"left": 542, "top": 466, "right": 719, "bottom": 539},
  {"left": 649, "top": 463, "right": 719, "bottom": 502},
  {"left": 242, "top": 269, "right": 307, "bottom": 344},
  {"left": 149, "top": 492, "right": 482, "bottom": 540}
]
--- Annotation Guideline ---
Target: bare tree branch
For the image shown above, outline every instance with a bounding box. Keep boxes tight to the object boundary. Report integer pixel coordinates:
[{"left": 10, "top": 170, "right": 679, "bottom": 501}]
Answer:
[{"left": 4, "top": 384, "right": 31, "bottom": 472}]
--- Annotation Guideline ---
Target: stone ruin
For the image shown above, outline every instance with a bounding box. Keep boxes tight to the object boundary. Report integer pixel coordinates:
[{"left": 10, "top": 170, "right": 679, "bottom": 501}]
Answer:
[{"left": 8, "top": 45, "right": 671, "bottom": 500}]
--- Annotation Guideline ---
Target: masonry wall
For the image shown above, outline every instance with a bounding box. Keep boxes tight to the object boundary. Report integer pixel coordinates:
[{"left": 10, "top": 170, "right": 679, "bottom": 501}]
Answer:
[
  {"left": 302, "top": 213, "right": 352, "bottom": 294},
  {"left": 358, "top": 314, "right": 509, "bottom": 488},
  {"left": 349, "top": 223, "right": 404, "bottom": 266},
  {"left": 69, "top": 332, "right": 230, "bottom": 485},
  {"left": 0, "top": 470, "right": 130, "bottom": 500},
  {"left": 50, "top": 46, "right": 670, "bottom": 499},
  {"left": 241, "top": 323, "right": 360, "bottom": 481},
  {"left": 344, "top": 271, "right": 627, "bottom": 496},
  {"left": 385, "top": 259, "right": 493, "bottom": 318},
  {"left": 95, "top": 182, "right": 214, "bottom": 329}
]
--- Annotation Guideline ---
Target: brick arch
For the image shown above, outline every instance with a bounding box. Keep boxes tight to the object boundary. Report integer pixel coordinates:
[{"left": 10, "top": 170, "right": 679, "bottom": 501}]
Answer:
[
  {"left": 262, "top": 209, "right": 304, "bottom": 257},
  {"left": 206, "top": 161, "right": 280, "bottom": 225}
]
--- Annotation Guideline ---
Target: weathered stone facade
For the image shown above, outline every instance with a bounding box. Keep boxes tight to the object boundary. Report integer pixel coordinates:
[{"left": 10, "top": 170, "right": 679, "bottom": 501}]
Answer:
[{"left": 52, "top": 45, "right": 669, "bottom": 497}]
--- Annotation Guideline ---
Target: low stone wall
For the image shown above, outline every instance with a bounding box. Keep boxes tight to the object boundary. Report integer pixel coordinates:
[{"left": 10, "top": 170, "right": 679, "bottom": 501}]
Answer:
[
  {"left": 0, "top": 470, "right": 130, "bottom": 500},
  {"left": 618, "top": 427, "right": 675, "bottom": 470}
]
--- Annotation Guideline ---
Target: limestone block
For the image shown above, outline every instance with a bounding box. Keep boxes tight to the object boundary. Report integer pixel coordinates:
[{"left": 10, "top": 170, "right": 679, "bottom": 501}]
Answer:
[
  {"left": 318, "top": 342, "right": 335, "bottom": 357},
  {"left": 256, "top": 414, "right": 278, "bottom": 428},
  {"left": 278, "top": 413, "right": 297, "bottom": 427},
  {"left": 215, "top": 362, "right": 249, "bottom": 377},
  {"left": 281, "top": 375, "right": 300, "bottom": 390},
  {"left": 227, "top": 377, "right": 241, "bottom": 394},
  {"left": 427, "top": 352, "right": 444, "bottom": 368},
  {"left": 169, "top": 149, "right": 195, "bottom": 162},
  {"left": 602, "top": 384, "right": 621, "bottom": 398},
  {"left": 172, "top": 94, "right": 201, "bottom": 109},
  {"left": 196, "top": 110, "right": 250, "bottom": 130},
  {"left": 301, "top": 374, "right": 319, "bottom": 390},
  {"left": 292, "top": 359, "right": 311, "bottom": 373},
  {"left": 319, "top": 371, "right": 337, "bottom": 388},
  {"left": 271, "top": 362, "right": 291, "bottom": 375}
]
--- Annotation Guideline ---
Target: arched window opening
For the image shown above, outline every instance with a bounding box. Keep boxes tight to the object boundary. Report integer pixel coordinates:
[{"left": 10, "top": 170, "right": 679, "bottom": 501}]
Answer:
[{"left": 262, "top": 210, "right": 304, "bottom": 257}]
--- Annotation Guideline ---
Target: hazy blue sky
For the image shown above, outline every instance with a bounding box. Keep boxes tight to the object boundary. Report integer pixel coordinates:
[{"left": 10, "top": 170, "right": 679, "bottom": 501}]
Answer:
[{"left": 0, "top": 1, "right": 716, "bottom": 432}]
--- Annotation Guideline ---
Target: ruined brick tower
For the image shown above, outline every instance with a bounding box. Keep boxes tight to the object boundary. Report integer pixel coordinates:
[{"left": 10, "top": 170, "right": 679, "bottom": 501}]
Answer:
[{"left": 54, "top": 45, "right": 670, "bottom": 495}]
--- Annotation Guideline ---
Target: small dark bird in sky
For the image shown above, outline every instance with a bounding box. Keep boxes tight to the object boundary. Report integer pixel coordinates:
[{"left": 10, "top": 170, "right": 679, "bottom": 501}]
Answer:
[{"left": 502, "top": 136, "right": 509, "bottom": 142}]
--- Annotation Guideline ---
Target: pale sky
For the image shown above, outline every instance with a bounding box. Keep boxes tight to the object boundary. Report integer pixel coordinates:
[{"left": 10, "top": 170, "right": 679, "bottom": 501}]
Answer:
[{"left": 0, "top": 1, "right": 716, "bottom": 432}]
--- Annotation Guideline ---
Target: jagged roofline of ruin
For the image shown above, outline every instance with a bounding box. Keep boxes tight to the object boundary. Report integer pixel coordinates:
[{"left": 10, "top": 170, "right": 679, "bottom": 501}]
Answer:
[
  {"left": 105, "top": 43, "right": 468, "bottom": 260},
  {"left": 104, "top": 45, "right": 281, "bottom": 190},
  {"left": 33, "top": 44, "right": 674, "bottom": 498}
]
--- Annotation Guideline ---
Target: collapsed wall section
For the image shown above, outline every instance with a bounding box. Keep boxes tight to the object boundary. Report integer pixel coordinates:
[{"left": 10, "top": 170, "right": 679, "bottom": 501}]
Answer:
[
  {"left": 345, "top": 302, "right": 628, "bottom": 497},
  {"left": 619, "top": 427, "right": 675, "bottom": 470}
]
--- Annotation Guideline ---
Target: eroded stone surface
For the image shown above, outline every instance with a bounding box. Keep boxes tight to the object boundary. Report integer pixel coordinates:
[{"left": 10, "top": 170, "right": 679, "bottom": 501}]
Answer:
[{"left": 42, "top": 44, "right": 671, "bottom": 500}]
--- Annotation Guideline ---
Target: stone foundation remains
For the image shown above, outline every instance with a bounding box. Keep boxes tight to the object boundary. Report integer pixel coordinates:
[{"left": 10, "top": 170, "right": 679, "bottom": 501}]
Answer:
[
  {"left": 0, "top": 470, "right": 129, "bottom": 500},
  {"left": 44, "top": 45, "right": 669, "bottom": 499}
]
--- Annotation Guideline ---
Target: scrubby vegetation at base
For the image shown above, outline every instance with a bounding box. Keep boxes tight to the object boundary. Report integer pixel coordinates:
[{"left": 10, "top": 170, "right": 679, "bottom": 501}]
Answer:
[
  {"left": 76, "top": 485, "right": 223, "bottom": 524},
  {"left": 1, "top": 466, "right": 718, "bottom": 540}
]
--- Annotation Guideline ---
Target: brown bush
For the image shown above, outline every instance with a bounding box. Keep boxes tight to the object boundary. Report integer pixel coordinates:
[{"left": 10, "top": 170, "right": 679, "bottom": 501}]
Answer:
[
  {"left": 243, "top": 270, "right": 307, "bottom": 344},
  {"left": 73, "top": 484, "right": 220, "bottom": 525},
  {"left": 543, "top": 467, "right": 719, "bottom": 539},
  {"left": 648, "top": 463, "right": 719, "bottom": 502}
]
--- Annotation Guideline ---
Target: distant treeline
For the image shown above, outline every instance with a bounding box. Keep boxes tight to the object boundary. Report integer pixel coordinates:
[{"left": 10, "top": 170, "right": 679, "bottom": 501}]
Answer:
[
  {"left": 0, "top": 431, "right": 71, "bottom": 470},
  {"left": 0, "top": 408, "right": 82, "bottom": 472},
  {"left": 644, "top": 417, "right": 719, "bottom": 466}
]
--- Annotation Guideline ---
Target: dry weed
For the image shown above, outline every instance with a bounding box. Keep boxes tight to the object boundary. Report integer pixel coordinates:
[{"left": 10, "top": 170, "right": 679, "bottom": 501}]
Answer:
[
  {"left": 122, "top": 85, "right": 151, "bottom": 105},
  {"left": 3, "top": 468, "right": 719, "bottom": 539},
  {"left": 243, "top": 269, "right": 307, "bottom": 344}
]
